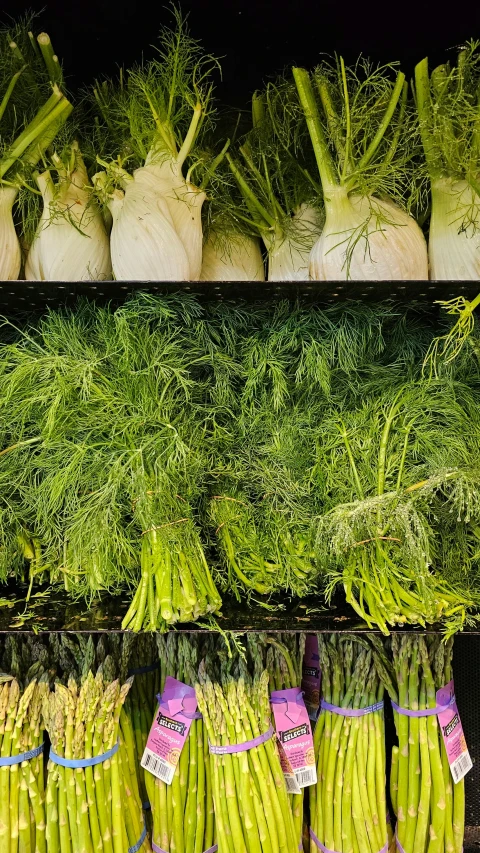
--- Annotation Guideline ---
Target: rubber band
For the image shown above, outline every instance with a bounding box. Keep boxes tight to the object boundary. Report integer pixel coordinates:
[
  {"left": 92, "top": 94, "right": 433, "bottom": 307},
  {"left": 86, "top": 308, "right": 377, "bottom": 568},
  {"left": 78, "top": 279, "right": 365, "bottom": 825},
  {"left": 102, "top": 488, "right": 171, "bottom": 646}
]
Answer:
[
  {"left": 395, "top": 833, "right": 406, "bottom": 853},
  {"left": 128, "top": 662, "right": 159, "bottom": 677},
  {"left": 0, "top": 742, "right": 44, "bottom": 766},
  {"left": 153, "top": 845, "right": 218, "bottom": 853},
  {"left": 320, "top": 699, "right": 384, "bottom": 717},
  {"left": 49, "top": 739, "right": 119, "bottom": 768},
  {"left": 391, "top": 695, "right": 456, "bottom": 717},
  {"left": 209, "top": 724, "right": 274, "bottom": 755},
  {"left": 310, "top": 828, "right": 388, "bottom": 853},
  {"left": 129, "top": 823, "right": 147, "bottom": 853}
]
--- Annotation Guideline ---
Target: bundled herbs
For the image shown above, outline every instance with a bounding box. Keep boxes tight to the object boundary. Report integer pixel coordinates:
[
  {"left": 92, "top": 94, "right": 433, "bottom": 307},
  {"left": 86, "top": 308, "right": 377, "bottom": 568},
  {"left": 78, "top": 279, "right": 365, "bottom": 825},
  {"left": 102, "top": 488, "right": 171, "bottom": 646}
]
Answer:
[
  {"left": 414, "top": 42, "right": 480, "bottom": 280},
  {"left": 311, "top": 635, "right": 388, "bottom": 853},
  {"left": 293, "top": 58, "right": 428, "bottom": 280}
]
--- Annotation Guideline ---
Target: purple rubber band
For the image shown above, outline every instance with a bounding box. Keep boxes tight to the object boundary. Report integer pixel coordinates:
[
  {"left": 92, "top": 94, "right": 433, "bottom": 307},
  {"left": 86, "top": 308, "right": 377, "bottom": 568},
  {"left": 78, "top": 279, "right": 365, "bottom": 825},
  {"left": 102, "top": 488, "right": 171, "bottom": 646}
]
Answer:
[
  {"left": 320, "top": 699, "right": 384, "bottom": 717},
  {"left": 209, "top": 724, "right": 274, "bottom": 755},
  {"left": 311, "top": 828, "right": 388, "bottom": 853},
  {"left": 391, "top": 694, "right": 456, "bottom": 718},
  {"left": 153, "top": 845, "right": 218, "bottom": 853},
  {"left": 395, "top": 833, "right": 407, "bottom": 853}
]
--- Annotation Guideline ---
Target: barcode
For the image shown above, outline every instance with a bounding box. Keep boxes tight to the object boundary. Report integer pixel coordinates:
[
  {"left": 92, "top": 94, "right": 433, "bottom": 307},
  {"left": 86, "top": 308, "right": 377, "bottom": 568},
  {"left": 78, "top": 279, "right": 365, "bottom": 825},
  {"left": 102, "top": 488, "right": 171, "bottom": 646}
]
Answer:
[
  {"left": 295, "top": 767, "right": 317, "bottom": 789},
  {"left": 141, "top": 748, "right": 174, "bottom": 785},
  {"left": 284, "top": 773, "right": 301, "bottom": 794},
  {"left": 450, "top": 752, "right": 473, "bottom": 783}
]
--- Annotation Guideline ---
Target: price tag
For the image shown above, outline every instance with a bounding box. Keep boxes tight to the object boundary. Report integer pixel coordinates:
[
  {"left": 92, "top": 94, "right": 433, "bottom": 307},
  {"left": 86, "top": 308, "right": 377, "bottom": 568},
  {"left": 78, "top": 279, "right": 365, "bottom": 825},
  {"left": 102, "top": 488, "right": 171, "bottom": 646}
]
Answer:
[
  {"left": 271, "top": 687, "right": 317, "bottom": 790},
  {"left": 141, "top": 677, "right": 197, "bottom": 785},
  {"left": 436, "top": 680, "right": 472, "bottom": 784}
]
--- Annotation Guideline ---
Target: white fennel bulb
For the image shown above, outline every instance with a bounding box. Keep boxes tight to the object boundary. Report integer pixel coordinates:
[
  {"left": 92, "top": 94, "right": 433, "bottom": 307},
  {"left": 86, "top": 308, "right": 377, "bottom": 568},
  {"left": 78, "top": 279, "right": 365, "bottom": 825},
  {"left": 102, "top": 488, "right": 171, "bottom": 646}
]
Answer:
[
  {"left": 310, "top": 190, "right": 428, "bottom": 281},
  {"left": 428, "top": 178, "right": 480, "bottom": 280},
  {"left": 107, "top": 166, "right": 190, "bottom": 281},
  {"left": 266, "top": 204, "right": 322, "bottom": 281},
  {"left": 141, "top": 155, "right": 206, "bottom": 280},
  {"left": 26, "top": 147, "right": 111, "bottom": 282},
  {"left": 0, "top": 187, "right": 21, "bottom": 281},
  {"left": 200, "top": 231, "right": 265, "bottom": 281}
]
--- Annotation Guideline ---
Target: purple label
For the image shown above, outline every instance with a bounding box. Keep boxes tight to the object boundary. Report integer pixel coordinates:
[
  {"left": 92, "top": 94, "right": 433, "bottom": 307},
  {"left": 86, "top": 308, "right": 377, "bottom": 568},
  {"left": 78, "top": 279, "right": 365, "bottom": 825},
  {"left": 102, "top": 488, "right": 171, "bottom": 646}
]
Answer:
[
  {"left": 141, "top": 677, "right": 197, "bottom": 785},
  {"left": 271, "top": 687, "right": 317, "bottom": 789},
  {"left": 301, "top": 635, "right": 321, "bottom": 720},
  {"left": 436, "top": 680, "right": 472, "bottom": 783}
]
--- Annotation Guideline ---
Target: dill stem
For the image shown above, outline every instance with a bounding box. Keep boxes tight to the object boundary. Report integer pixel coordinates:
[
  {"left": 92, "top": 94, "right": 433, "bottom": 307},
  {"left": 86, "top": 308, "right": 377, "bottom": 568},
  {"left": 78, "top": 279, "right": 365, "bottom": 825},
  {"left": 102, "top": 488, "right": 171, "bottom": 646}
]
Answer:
[
  {"left": 0, "top": 67, "right": 25, "bottom": 123},
  {"left": 226, "top": 154, "right": 276, "bottom": 228},
  {"left": 292, "top": 67, "right": 338, "bottom": 194}
]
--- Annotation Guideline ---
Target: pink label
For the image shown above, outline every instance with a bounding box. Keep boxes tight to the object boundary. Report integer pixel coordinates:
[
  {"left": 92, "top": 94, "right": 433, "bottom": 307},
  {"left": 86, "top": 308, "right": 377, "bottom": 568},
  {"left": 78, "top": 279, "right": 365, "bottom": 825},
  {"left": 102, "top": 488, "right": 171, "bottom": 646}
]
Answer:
[
  {"left": 271, "top": 687, "right": 317, "bottom": 789},
  {"left": 141, "top": 677, "right": 197, "bottom": 784},
  {"left": 301, "top": 635, "right": 321, "bottom": 720},
  {"left": 436, "top": 680, "right": 472, "bottom": 783}
]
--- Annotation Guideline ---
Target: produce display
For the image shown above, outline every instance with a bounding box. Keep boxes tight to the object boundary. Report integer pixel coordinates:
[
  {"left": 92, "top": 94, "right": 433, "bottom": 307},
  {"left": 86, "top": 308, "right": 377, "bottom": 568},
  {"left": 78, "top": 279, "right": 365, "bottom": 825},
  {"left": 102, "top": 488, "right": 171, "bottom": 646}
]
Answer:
[
  {"left": 0, "top": 295, "right": 479, "bottom": 633},
  {"left": 1, "top": 12, "right": 480, "bottom": 281},
  {"left": 0, "top": 631, "right": 470, "bottom": 853}
]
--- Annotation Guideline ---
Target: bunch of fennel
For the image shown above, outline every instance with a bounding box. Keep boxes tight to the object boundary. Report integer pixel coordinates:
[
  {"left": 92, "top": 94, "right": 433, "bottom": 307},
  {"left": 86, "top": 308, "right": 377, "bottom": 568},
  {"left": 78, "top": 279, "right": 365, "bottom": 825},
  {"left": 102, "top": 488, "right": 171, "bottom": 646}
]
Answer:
[
  {"left": 293, "top": 57, "right": 428, "bottom": 280},
  {"left": 414, "top": 41, "right": 480, "bottom": 280},
  {"left": 0, "top": 22, "right": 72, "bottom": 279},
  {"left": 226, "top": 86, "right": 323, "bottom": 281},
  {"left": 92, "top": 11, "right": 224, "bottom": 281},
  {"left": 25, "top": 139, "right": 111, "bottom": 281}
]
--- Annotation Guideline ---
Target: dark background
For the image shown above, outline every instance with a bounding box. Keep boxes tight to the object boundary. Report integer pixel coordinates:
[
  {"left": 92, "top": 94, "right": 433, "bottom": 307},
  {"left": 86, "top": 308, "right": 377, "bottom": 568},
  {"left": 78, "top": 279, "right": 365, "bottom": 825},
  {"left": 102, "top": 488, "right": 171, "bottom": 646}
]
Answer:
[{"left": 2, "top": 0, "right": 480, "bottom": 107}]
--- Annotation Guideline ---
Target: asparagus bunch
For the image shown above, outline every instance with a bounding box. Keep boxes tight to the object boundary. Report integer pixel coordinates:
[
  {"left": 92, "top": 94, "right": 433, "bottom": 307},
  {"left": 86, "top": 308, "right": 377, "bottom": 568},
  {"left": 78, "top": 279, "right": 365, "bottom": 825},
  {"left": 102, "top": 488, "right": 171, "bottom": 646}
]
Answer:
[
  {"left": 42, "top": 666, "right": 151, "bottom": 853},
  {"left": 311, "top": 636, "right": 388, "bottom": 853},
  {"left": 389, "top": 635, "right": 464, "bottom": 853},
  {"left": 144, "top": 634, "right": 215, "bottom": 853},
  {"left": 0, "top": 674, "right": 48, "bottom": 853},
  {"left": 196, "top": 668, "right": 299, "bottom": 853},
  {"left": 247, "top": 634, "right": 307, "bottom": 850}
]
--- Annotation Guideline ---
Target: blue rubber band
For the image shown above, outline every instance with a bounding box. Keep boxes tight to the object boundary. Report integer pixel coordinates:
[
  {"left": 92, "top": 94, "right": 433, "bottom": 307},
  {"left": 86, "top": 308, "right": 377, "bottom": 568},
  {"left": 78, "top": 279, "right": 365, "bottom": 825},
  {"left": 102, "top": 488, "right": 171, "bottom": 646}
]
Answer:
[
  {"left": 129, "top": 823, "right": 147, "bottom": 853},
  {"left": 128, "top": 663, "right": 159, "bottom": 677},
  {"left": 0, "top": 742, "right": 44, "bottom": 766},
  {"left": 49, "top": 740, "right": 119, "bottom": 769}
]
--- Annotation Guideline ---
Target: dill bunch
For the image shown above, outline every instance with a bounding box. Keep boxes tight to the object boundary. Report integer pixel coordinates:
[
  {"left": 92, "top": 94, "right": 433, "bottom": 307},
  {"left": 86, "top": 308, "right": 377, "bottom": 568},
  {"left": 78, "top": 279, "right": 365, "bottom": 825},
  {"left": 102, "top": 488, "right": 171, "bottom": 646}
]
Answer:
[{"left": 312, "top": 379, "right": 480, "bottom": 634}]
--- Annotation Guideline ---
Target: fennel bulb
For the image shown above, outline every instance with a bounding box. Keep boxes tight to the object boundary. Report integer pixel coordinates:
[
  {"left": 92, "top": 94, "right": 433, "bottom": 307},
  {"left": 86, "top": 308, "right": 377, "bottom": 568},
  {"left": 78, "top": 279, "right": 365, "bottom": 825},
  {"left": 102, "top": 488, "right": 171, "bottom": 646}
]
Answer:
[
  {"left": 26, "top": 147, "right": 111, "bottom": 281},
  {"left": 107, "top": 166, "right": 190, "bottom": 281},
  {"left": 266, "top": 203, "right": 322, "bottom": 281},
  {"left": 310, "top": 191, "right": 428, "bottom": 280},
  {"left": 414, "top": 48, "right": 480, "bottom": 280},
  {"left": 0, "top": 187, "right": 21, "bottom": 281},
  {"left": 141, "top": 155, "right": 206, "bottom": 280},
  {"left": 200, "top": 231, "right": 265, "bottom": 281},
  {"left": 429, "top": 180, "right": 480, "bottom": 280},
  {"left": 294, "top": 63, "right": 428, "bottom": 281}
]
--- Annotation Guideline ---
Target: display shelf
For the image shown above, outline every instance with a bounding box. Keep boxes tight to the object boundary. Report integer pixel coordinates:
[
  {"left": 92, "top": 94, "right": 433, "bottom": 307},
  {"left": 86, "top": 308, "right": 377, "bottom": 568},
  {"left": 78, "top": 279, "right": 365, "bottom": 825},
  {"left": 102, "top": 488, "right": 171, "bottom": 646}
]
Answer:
[
  {"left": 1, "top": 583, "right": 479, "bottom": 633},
  {"left": 0, "top": 279, "right": 478, "bottom": 316}
]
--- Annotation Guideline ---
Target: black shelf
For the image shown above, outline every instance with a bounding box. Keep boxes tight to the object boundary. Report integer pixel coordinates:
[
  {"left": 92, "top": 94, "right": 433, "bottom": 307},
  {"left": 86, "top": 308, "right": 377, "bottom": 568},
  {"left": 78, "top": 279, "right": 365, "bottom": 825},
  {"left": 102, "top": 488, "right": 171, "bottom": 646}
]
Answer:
[
  {"left": 1, "top": 584, "right": 479, "bottom": 634},
  {"left": 0, "top": 280, "right": 479, "bottom": 316}
]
